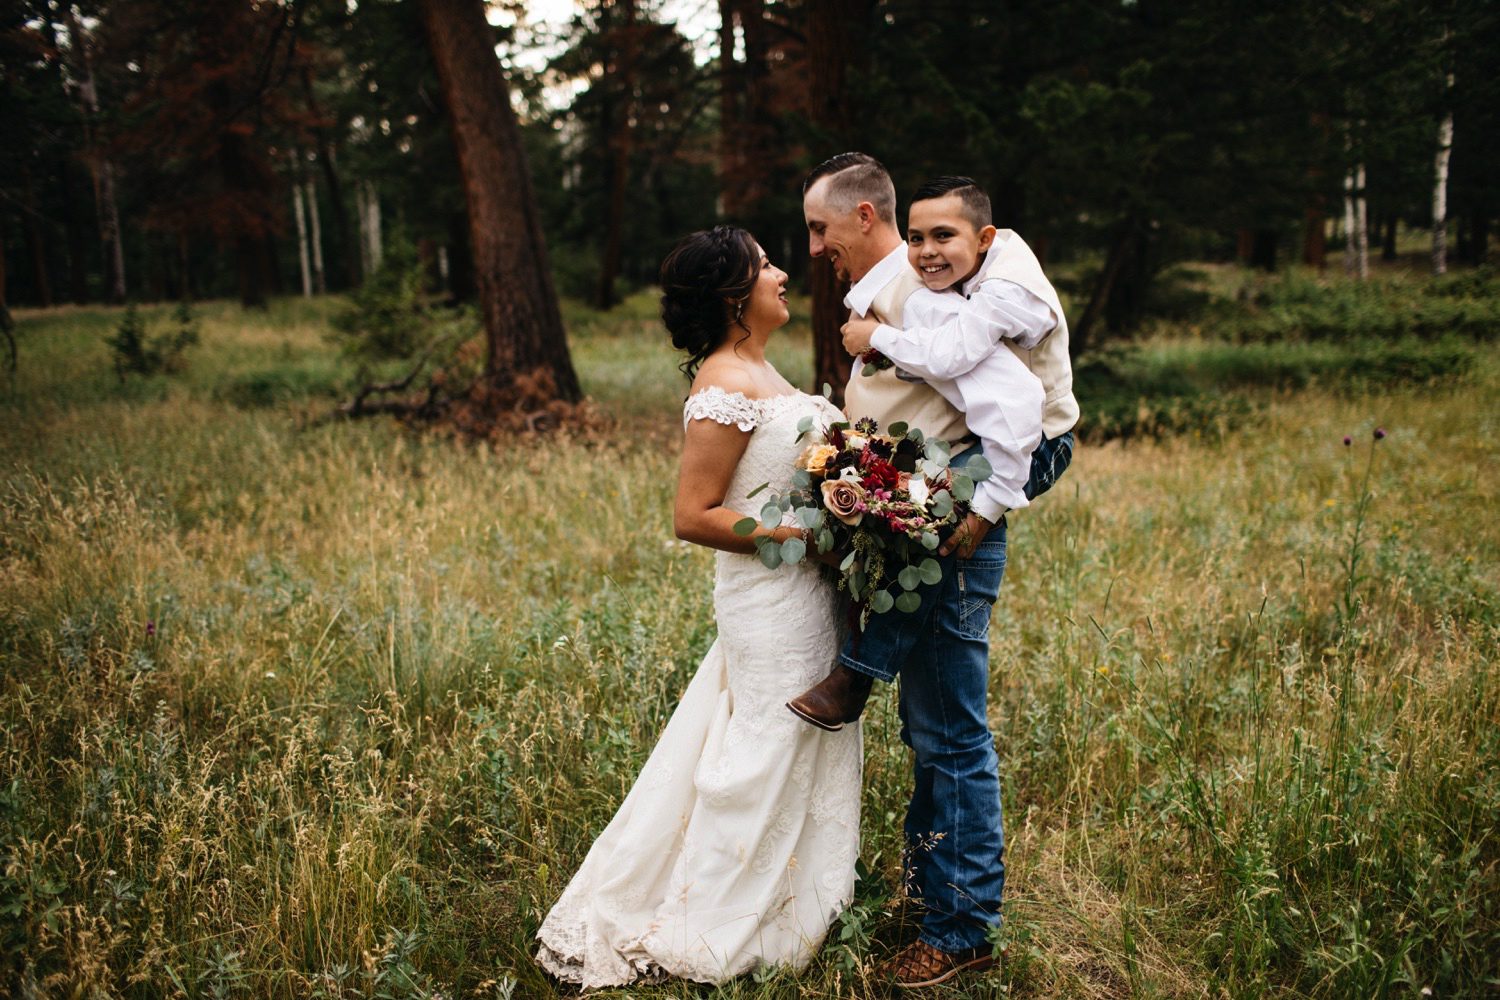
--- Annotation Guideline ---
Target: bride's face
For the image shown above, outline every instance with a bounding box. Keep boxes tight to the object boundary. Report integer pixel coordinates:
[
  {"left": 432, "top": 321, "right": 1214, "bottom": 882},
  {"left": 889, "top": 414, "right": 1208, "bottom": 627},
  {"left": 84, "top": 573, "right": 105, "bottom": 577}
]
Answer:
[{"left": 739, "top": 244, "right": 790, "bottom": 332}]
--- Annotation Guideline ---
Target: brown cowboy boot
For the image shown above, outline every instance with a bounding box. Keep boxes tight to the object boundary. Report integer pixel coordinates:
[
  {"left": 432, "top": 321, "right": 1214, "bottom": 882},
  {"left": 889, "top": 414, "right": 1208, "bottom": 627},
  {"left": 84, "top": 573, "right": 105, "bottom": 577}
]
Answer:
[{"left": 786, "top": 664, "right": 874, "bottom": 731}]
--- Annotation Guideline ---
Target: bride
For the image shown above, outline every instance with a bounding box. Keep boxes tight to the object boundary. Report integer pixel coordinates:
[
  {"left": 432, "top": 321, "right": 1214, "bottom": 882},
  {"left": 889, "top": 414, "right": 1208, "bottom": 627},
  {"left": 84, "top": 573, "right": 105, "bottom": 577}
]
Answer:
[{"left": 535, "top": 226, "right": 862, "bottom": 987}]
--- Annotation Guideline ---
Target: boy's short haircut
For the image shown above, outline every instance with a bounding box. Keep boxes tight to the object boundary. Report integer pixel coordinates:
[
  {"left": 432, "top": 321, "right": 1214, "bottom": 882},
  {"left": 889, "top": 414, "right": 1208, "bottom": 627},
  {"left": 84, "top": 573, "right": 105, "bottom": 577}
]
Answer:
[
  {"left": 910, "top": 176, "right": 993, "bottom": 231},
  {"left": 802, "top": 152, "right": 898, "bottom": 227}
]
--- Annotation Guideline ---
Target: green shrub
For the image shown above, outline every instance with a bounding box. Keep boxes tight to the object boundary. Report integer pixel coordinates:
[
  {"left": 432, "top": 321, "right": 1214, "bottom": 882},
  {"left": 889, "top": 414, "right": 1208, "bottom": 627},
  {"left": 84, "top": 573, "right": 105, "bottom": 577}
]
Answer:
[{"left": 105, "top": 301, "right": 200, "bottom": 380}]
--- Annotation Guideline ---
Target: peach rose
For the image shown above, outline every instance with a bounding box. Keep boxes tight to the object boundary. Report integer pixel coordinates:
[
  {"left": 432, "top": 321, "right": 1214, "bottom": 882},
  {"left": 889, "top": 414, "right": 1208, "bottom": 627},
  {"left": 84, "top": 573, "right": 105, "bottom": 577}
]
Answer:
[
  {"left": 796, "top": 443, "right": 840, "bottom": 477},
  {"left": 821, "top": 480, "right": 865, "bottom": 526}
]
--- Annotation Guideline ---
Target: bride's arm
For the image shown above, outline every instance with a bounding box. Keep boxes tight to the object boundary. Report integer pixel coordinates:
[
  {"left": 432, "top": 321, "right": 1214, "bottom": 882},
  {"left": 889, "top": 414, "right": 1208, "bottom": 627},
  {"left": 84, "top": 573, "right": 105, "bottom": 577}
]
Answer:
[{"left": 674, "top": 416, "right": 805, "bottom": 555}]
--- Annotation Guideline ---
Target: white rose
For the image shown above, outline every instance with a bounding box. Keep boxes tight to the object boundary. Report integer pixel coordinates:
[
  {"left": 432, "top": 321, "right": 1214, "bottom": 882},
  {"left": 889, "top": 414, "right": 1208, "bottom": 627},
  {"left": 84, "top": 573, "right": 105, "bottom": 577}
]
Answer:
[
  {"left": 838, "top": 466, "right": 861, "bottom": 483},
  {"left": 908, "top": 477, "right": 930, "bottom": 506}
]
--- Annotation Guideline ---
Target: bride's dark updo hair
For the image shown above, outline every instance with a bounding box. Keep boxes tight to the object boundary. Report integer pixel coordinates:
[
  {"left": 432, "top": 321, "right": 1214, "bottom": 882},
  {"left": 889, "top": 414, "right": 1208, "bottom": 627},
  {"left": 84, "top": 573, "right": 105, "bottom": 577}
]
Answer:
[{"left": 660, "top": 225, "right": 759, "bottom": 380}]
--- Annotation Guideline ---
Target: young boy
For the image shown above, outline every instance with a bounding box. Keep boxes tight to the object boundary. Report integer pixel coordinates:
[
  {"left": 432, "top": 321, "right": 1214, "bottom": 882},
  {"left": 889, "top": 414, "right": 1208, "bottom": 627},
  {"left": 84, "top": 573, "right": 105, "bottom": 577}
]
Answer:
[{"left": 841, "top": 176, "right": 1077, "bottom": 514}]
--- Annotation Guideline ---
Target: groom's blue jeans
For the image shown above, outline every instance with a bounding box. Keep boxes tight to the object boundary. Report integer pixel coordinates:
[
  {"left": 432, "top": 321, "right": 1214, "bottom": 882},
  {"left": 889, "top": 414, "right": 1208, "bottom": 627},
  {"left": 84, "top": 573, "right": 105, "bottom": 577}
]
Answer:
[{"left": 837, "top": 446, "right": 1007, "bottom": 953}]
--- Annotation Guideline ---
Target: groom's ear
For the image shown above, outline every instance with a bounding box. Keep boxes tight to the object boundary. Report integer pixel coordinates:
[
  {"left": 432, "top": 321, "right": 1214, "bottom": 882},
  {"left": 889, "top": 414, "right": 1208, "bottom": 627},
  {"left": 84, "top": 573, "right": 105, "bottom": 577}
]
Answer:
[{"left": 856, "top": 201, "right": 877, "bottom": 232}]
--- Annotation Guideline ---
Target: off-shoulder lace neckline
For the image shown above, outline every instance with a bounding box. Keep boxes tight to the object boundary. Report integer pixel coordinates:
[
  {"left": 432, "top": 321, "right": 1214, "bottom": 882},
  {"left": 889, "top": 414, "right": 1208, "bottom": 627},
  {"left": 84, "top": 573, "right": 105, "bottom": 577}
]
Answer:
[{"left": 686, "top": 385, "right": 806, "bottom": 406}]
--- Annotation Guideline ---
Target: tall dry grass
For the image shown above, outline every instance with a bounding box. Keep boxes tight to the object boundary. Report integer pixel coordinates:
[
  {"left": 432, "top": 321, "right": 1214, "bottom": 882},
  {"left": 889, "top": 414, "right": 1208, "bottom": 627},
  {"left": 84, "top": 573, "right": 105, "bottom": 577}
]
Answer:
[{"left": 1, "top": 296, "right": 1496, "bottom": 997}]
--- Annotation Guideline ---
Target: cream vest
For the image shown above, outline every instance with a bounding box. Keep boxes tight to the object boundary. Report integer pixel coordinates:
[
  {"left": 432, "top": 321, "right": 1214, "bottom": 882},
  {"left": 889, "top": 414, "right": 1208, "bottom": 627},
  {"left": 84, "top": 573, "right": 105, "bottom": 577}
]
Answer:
[
  {"left": 843, "top": 267, "right": 971, "bottom": 446},
  {"left": 978, "top": 230, "right": 1079, "bottom": 438}
]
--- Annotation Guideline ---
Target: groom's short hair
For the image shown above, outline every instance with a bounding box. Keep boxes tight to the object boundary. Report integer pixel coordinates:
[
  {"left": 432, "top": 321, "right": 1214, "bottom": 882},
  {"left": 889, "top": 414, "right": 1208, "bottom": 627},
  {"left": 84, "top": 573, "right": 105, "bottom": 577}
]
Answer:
[{"left": 802, "top": 152, "right": 897, "bottom": 227}]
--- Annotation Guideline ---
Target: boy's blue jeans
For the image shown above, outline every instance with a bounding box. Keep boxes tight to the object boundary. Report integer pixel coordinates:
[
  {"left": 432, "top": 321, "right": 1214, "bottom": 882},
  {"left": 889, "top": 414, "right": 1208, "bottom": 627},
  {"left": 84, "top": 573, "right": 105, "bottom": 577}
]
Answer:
[{"left": 837, "top": 444, "right": 1007, "bottom": 952}]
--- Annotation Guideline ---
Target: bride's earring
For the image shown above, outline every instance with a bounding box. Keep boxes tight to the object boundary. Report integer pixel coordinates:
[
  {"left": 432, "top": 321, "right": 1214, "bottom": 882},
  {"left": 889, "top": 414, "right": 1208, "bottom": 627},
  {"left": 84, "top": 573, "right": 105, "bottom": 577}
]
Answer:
[{"left": 734, "top": 299, "right": 746, "bottom": 325}]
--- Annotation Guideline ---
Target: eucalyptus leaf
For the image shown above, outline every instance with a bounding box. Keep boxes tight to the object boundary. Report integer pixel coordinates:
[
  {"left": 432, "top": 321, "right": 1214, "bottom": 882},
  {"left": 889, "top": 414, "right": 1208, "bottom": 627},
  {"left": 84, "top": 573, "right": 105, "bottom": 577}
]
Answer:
[
  {"left": 817, "top": 528, "right": 835, "bottom": 552},
  {"left": 850, "top": 570, "right": 868, "bottom": 598},
  {"left": 746, "top": 482, "right": 770, "bottom": 499},
  {"left": 839, "top": 550, "right": 858, "bottom": 572},
  {"left": 870, "top": 589, "right": 894, "bottom": 614},
  {"left": 797, "top": 415, "right": 814, "bottom": 435},
  {"left": 898, "top": 566, "right": 922, "bottom": 591},
  {"left": 895, "top": 591, "right": 922, "bottom": 613},
  {"left": 760, "top": 502, "right": 782, "bottom": 527},
  {"left": 921, "top": 531, "right": 940, "bottom": 550},
  {"left": 780, "top": 536, "right": 806, "bottom": 564},
  {"left": 732, "top": 517, "right": 758, "bottom": 537},
  {"left": 758, "top": 544, "right": 783, "bottom": 570},
  {"left": 792, "top": 469, "right": 812, "bottom": 489},
  {"left": 919, "top": 558, "right": 942, "bottom": 585},
  {"left": 925, "top": 439, "right": 950, "bottom": 462},
  {"left": 888, "top": 421, "right": 908, "bottom": 438},
  {"left": 822, "top": 382, "right": 834, "bottom": 399},
  {"left": 907, "top": 427, "right": 925, "bottom": 447},
  {"left": 930, "top": 490, "right": 954, "bottom": 518},
  {"left": 964, "top": 455, "right": 994, "bottom": 481},
  {"left": 952, "top": 476, "right": 975, "bottom": 503},
  {"left": 797, "top": 507, "right": 821, "bottom": 529}
]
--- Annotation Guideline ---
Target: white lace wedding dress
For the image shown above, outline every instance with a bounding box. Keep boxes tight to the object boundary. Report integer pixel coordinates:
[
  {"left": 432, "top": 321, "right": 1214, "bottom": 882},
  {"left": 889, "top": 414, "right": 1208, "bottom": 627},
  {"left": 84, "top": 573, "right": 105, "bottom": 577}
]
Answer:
[{"left": 535, "top": 387, "right": 863, "bottom": 988}]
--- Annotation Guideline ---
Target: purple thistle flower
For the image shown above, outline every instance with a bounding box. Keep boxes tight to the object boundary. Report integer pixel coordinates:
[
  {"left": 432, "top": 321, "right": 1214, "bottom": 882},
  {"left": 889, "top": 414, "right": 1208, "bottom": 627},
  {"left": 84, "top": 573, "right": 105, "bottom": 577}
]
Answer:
[
  {"left": 1343, "top": 436, "right": 1352, "bottom": 447},
  {"left": 145, "top": 621, "right": 156, "bottom": 638},
  {"left": 1374, "top": 427, "right": 1386, "bottom": 440}
]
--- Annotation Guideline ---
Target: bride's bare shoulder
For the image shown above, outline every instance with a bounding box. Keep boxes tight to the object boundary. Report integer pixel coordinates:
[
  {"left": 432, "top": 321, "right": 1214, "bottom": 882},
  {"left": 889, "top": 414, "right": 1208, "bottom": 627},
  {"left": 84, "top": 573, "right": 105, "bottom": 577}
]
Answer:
[{"left": 688, "top": 359, "right": 758, "bottom": 401}]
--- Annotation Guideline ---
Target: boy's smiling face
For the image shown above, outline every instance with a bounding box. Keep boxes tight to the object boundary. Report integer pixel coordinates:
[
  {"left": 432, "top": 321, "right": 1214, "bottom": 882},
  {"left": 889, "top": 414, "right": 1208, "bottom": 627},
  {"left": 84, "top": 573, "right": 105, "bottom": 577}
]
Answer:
[{"left": 906, "top": 194, "right": 997, "bottom": 292}]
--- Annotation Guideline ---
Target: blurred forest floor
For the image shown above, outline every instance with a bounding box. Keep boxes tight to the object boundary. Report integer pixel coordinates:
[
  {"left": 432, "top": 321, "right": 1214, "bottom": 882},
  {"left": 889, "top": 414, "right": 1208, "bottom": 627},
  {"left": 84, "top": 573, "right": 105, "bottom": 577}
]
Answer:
[{"left": 2, "top": 265, "right": 1498, "bottom": 997}]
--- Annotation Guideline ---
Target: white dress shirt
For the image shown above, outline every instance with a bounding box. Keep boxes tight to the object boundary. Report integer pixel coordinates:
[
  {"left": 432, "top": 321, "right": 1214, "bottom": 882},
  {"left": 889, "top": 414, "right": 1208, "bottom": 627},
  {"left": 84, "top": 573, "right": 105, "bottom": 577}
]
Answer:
[
  {"left": 843, "top": 243, "right": 912, "bottom": 317},
  {"left": 870, "top": 279, "right": 1049, "bottom": 520}
]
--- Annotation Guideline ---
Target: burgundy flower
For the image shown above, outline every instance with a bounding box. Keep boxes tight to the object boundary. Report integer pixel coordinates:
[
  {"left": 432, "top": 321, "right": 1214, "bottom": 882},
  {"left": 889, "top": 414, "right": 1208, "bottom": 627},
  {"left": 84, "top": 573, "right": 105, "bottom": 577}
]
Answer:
[
  {"left": 1374, "top": 427, "right": 1386, "bottom": 440},
  {"left": 145, "top": 621, "right": 156, "bottom": 638},
  {"left": 1343, "top": 435, "right": 1352, "bottom": 447}
]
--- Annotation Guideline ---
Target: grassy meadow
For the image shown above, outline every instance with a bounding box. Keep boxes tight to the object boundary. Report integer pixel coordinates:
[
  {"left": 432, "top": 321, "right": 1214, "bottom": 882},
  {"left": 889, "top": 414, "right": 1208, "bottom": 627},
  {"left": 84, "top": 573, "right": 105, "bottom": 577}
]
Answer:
[{"left": 2, "top": 274, "right": 1498, "bottom": 998}]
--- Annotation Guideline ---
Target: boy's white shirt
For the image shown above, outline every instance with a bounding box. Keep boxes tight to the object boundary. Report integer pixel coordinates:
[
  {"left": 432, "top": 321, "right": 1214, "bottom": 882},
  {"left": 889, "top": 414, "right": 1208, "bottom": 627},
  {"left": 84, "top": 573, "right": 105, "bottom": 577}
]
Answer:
[{"left": 882, "top": 283, "right": 1046, "bottom": 521}]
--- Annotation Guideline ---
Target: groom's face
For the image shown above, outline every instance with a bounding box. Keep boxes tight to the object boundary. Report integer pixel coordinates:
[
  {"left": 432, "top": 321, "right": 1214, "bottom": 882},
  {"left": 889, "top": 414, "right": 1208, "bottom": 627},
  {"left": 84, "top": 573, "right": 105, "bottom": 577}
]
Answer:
[{"left": 803, "top": 178, "right": 863, "bottom": 284}]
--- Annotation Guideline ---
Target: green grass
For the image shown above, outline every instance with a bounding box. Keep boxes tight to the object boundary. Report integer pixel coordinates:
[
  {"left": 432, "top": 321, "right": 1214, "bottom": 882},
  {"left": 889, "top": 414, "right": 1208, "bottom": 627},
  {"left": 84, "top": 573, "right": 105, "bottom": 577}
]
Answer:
[{"left": 2, "top": 290, "right": 1498, "bottom": 997}]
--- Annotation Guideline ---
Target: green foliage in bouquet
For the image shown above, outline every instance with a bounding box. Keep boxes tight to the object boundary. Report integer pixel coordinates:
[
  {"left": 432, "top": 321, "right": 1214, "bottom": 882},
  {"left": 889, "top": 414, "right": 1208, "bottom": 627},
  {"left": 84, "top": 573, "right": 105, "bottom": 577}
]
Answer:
[{"left": 732, "top": 410, "right": 992, "bottom": 627}]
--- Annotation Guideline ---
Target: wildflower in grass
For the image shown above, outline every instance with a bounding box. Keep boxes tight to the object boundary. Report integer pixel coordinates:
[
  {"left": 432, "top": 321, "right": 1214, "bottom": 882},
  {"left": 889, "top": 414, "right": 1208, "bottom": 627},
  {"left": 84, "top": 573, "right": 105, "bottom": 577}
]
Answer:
[
  {"left": 145, "top": 620, "right": 156, "bottom": 638},
  {"left": 1343, "top": 435, "right": 1352, "bottom": 447},
  {"left": 1374, "top": 426, "right": 1386, "bottom": 440}
]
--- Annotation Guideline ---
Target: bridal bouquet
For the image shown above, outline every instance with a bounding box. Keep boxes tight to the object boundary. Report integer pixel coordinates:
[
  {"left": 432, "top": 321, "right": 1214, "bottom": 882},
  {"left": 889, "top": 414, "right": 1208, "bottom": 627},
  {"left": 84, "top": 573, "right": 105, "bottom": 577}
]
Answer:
[{"left": 733, "top": 414, "right": 992, "bottom": 627}]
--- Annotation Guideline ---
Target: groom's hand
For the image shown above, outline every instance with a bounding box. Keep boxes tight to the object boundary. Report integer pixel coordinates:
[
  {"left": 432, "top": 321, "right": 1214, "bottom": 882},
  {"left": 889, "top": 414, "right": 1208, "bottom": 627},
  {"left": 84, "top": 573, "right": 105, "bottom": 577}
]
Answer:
[
  {"left": 841, "top": 317, "right": 879, "bottom": 356},
  {"left": 939, "top": 513, "right": 991, "bottom": 559}
]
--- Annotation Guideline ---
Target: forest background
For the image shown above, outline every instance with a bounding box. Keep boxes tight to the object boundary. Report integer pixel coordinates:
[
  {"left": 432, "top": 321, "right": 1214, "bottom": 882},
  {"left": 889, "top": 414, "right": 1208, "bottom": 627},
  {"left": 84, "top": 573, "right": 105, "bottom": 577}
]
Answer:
[{"left": 2, "top": 0, "right": 1499, "bottom": 997}]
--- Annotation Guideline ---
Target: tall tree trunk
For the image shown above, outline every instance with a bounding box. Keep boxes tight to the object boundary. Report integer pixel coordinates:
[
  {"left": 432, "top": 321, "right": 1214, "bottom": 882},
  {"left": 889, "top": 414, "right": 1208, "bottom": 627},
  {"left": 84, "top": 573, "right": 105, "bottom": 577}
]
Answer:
[
  {"left": 1302, "top": 206, "right": 1327, "bottom": 269},
  {"left": 0, "top": 220, "right": 14, "bottom": 384},
  {"left": 291, "top": 153, "right": 312, "bottom": 296},
  {"left": 805, "top": 0, "right": 870, "bottom": 404},
  {"left": 596, "top": 0, "right": 636, "bottom": 311},
  {"left": 1073, "top": 219, "right": 1135, "bottom": 354},
  {"left": 1432, "top": 95, "right": 1454, "bottom": 275},
  {"left": 1343, "top": 163, "right": 1368, "bottom": 280},
  {"left": 306, "top": 179, "right": 326, "bottom": 293},
  {"left": 1381, "top": 212, "right": 1398, "bottom": 261},
  {"left": 21, "top": 169, "right": 53, "bottom": 308},
  {"left": 301, "top": 67, "right": 357, "bottom": 290},
  {"left": 62, "top": 5, "right": 125, "bottom": 303},
  {"left": 60, "top": 160, "right": 90, "bottom": 302},
  {"left": 358, "top": 181, "right": 383, "bottom": 273},
  {"left": 418, "top": 0, "right": 581, "bottom": 402}
]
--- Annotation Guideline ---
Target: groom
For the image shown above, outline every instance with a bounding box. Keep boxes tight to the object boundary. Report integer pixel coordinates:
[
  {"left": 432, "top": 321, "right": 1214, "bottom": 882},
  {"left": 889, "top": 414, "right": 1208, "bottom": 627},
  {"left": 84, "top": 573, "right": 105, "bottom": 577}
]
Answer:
[{"left": 792, "top": 152, "right": 1065, "bottom": 989}]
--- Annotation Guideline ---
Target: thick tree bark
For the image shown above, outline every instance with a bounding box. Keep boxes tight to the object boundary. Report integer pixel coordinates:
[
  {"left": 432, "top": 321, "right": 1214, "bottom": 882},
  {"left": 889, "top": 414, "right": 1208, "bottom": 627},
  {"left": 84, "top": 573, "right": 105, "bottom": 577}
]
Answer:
[
  {"left": 418, "top": 0, "right": 581, "bottom": 402},
  {"left": 306, "top": 179, "right": 326, "bottom": 293},
  {"left": 805, "top": 0, "right": 870, "bottom": 405}
]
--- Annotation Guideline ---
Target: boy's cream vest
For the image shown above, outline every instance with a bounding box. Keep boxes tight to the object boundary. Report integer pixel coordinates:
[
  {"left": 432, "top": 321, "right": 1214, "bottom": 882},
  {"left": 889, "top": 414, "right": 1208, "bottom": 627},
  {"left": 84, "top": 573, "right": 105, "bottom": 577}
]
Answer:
[
  {"left": 844, "top": 229, "right": 1079, "bottom": 444},
  {"left": 979, "top": 230, "right": 1079, "bottom": 439},
  {"left": 843, "top": 268, "right": 972, "bottom": 447}
]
